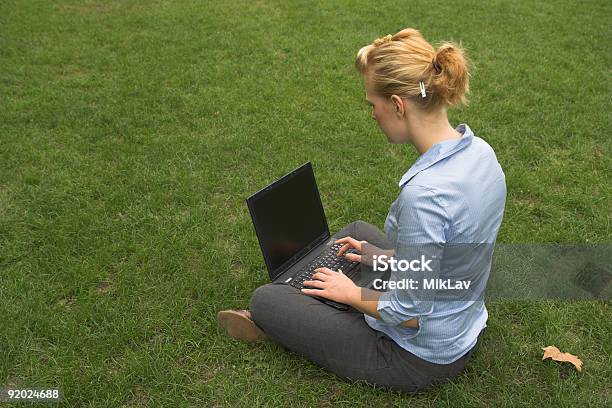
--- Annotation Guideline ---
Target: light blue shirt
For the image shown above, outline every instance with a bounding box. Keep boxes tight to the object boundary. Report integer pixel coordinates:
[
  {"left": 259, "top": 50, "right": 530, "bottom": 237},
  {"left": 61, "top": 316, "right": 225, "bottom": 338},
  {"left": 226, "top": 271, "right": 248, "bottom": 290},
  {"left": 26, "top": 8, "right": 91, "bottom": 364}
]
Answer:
[{"left": 365, "top": 123, "right": 507, "bottom": 364}]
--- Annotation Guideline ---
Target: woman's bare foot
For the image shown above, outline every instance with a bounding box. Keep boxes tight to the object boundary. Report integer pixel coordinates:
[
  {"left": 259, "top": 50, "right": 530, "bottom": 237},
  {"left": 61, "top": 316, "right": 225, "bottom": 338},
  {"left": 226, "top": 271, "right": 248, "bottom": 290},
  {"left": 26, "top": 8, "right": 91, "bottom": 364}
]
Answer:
[{"left": 217, "top": 309, "right": 269, "bottom": 342}]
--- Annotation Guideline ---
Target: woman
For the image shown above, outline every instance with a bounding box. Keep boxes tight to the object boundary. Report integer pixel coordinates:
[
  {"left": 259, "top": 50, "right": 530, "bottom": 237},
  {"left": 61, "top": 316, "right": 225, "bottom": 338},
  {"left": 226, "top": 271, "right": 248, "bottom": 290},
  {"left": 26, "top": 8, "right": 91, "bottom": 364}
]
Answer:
[{"left": 217, "top": 28, "right": 506, "bottom": 393}]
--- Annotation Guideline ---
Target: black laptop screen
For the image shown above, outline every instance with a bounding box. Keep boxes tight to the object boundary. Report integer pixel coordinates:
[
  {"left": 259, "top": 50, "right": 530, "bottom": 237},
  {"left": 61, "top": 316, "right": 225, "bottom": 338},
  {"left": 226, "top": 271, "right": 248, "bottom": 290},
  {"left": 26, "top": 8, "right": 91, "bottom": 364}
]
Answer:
[{"left": 247, "top": 163, "right": 329, "bottom": 279}]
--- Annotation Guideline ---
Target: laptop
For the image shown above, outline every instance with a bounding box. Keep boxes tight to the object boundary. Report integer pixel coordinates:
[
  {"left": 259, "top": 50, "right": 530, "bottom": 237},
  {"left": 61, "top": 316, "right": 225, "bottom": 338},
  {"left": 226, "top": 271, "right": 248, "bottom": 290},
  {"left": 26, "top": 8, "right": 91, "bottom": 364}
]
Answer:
[{"left": 246, "top": 162, "right": 385, "bottom": 310}]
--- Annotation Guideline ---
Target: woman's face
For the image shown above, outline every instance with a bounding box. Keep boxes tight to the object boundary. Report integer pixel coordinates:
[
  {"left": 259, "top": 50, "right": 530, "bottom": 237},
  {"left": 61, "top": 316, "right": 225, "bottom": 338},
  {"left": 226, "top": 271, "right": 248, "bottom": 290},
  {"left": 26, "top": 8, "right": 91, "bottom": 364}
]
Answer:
[{"left": 364, "top": 74, "right": 410, "bottom": 144}]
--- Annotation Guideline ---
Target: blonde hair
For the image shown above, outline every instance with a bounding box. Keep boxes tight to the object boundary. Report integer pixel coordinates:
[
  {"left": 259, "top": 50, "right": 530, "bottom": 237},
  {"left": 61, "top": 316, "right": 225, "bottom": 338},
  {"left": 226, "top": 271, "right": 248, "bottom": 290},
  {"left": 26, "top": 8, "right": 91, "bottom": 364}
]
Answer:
[{"left": 355, "top": 28, "right": 471, "bottom": 112}]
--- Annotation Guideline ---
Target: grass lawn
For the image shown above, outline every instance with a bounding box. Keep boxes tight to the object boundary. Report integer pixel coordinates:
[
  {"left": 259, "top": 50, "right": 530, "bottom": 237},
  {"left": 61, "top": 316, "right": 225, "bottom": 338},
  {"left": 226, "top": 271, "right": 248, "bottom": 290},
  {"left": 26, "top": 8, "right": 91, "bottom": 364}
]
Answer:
[{"left": 1, "top": 0, "right": 610, "bottom": 406}]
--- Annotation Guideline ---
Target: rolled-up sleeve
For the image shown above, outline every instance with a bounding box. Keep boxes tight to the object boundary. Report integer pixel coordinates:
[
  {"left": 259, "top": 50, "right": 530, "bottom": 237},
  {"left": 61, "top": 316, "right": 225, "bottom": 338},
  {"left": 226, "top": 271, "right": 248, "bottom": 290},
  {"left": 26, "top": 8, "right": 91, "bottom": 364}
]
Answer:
[{"left": 377, "top": 185, "right": 447, "bottom": 326}]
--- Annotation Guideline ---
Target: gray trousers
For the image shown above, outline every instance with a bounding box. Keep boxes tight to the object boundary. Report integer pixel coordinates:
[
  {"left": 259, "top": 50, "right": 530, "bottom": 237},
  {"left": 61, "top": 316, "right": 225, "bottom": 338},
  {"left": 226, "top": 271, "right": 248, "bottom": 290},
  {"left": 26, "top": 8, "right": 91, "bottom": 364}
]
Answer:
[{"left": 249, "top": 221, "right": 481, "bottom": 393}]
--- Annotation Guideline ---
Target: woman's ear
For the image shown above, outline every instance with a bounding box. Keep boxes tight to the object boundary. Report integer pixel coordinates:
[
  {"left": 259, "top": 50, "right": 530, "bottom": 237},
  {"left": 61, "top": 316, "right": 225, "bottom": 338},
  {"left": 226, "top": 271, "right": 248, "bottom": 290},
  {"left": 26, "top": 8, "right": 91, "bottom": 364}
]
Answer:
[{"left": 391, "top": 94, "right": 404, "bottom": 115}]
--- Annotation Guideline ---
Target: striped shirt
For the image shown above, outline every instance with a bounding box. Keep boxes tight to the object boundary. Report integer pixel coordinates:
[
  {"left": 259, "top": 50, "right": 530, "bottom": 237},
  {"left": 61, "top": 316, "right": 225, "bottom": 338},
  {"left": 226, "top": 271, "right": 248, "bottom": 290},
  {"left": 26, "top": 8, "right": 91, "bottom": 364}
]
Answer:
[{"left": 364, "top": 123, "right": 507, "bottom": 364}]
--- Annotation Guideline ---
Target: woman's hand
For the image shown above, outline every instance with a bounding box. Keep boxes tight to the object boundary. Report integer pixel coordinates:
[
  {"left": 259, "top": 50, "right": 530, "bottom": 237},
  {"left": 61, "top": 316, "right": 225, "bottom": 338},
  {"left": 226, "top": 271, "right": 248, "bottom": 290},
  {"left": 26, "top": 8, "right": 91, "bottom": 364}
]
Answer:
[
  {"left": 335, "top": 236, "right": 368, "bottom": 264},
  {"left": 301, "top": 267, "right": 361, "bottom": 305}
]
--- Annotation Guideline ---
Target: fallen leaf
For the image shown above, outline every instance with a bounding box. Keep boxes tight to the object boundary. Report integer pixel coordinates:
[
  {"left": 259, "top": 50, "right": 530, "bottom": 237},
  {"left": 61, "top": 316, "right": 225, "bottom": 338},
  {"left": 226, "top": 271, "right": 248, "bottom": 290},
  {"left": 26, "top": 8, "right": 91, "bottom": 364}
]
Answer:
[
  {"left": 542, "top": 345, "right": 583, "bottom": 372},
  {"left": 97, "top": 281, "right": 112, "bottom": 294}
]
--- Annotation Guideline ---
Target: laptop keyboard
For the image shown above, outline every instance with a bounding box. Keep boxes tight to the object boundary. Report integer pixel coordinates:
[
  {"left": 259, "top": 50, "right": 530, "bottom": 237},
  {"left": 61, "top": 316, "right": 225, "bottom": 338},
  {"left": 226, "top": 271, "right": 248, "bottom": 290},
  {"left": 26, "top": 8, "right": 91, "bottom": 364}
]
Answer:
[{"left": 286, "top": 243, "right": 360, "bottom": 289}]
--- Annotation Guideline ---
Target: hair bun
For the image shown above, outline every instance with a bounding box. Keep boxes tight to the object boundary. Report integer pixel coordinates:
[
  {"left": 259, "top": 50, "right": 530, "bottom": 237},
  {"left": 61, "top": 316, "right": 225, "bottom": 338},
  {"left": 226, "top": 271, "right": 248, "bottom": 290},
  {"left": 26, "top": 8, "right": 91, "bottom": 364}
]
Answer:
[
  {"left": 432, "top": 54, "right": 442, "bottom": 74},
  {"left": 434, "top": 44, "right": 456, "bottom": 67}
]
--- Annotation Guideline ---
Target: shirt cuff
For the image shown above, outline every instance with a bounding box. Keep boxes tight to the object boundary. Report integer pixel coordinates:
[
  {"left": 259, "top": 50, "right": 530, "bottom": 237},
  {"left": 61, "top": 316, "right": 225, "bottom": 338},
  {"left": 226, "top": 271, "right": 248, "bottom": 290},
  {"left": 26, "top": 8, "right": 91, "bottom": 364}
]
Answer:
[{"left": 377, "top": 289, "right": 418, "bottom": 326}]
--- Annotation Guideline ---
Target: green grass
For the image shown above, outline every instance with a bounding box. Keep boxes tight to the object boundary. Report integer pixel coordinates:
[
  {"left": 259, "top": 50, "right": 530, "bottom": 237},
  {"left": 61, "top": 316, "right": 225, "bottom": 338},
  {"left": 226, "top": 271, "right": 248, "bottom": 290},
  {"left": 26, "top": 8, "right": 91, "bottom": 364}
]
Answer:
[{"left": 1, "top": 0, "right": 610, "bottom": 406}]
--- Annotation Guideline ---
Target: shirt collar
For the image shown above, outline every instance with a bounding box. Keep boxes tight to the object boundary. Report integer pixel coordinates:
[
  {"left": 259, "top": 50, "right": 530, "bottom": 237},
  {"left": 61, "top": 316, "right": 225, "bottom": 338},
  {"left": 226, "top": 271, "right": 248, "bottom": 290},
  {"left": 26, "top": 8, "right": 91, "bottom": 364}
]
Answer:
[{"left": 398, "top": 123, "right": 474, "bottom": 188}]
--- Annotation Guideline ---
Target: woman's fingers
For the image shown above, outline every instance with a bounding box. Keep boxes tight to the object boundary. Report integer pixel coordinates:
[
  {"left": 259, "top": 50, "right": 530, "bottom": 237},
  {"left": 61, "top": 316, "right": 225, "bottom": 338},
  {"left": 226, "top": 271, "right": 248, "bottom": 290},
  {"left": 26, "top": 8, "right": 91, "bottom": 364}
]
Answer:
[
  {"left": 301, "top": 288, "right": 326, "bottom": 297},
  {"left": 334, "top": 236, "right": 352, "bottom": 244},
  {"left": 335, "top": 237, "right": 362, "bottom": 255},
  {"left": 344, "top": 252, "right": 362, "bottom": 263},
  {"left": 313, "top": 268, "right": 332, "bottom": 278},
  {"left": 335, "top": 238, "right": 351, "bottom": 256},
  {"left": 337, "top": 243, "right": 351, "bottom": 256},
  {"left": 335, "top": 237, "right": 358, "bottom": 248},
  {"left": 302, "top": 279, "right": 325, "bottom": 289}
]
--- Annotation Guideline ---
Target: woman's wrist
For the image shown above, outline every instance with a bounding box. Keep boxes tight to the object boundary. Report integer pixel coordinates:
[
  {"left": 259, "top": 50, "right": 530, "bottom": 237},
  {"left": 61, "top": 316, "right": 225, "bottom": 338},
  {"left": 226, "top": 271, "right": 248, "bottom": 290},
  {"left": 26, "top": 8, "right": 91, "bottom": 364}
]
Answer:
[
  {"left": 347, "top": 284, "right": 362, "bottom": 306},
  {"left": 346, "top": 286, "right": 384, "bottom": 319}
]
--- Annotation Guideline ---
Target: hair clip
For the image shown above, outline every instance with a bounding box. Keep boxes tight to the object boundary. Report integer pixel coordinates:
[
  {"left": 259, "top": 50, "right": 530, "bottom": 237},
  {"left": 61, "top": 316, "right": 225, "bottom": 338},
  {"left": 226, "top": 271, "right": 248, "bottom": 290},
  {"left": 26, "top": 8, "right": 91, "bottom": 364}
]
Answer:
[
  {"left": 419, "top": 81, "right": 427, "bottom": 98},
  {"left": 373, "top": 34, "right": 393, "bottom": 47}
]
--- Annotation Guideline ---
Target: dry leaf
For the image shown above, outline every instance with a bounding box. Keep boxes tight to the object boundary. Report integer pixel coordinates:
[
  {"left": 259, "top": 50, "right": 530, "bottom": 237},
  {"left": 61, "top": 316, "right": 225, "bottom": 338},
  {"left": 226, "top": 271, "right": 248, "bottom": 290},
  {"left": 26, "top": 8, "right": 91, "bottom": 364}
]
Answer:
[
  {"left": 542, "top": 345, "right": 583, "bottom": 372},
  {"left": 97, "top": 281, "right": 112, "bottom": 294}
]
